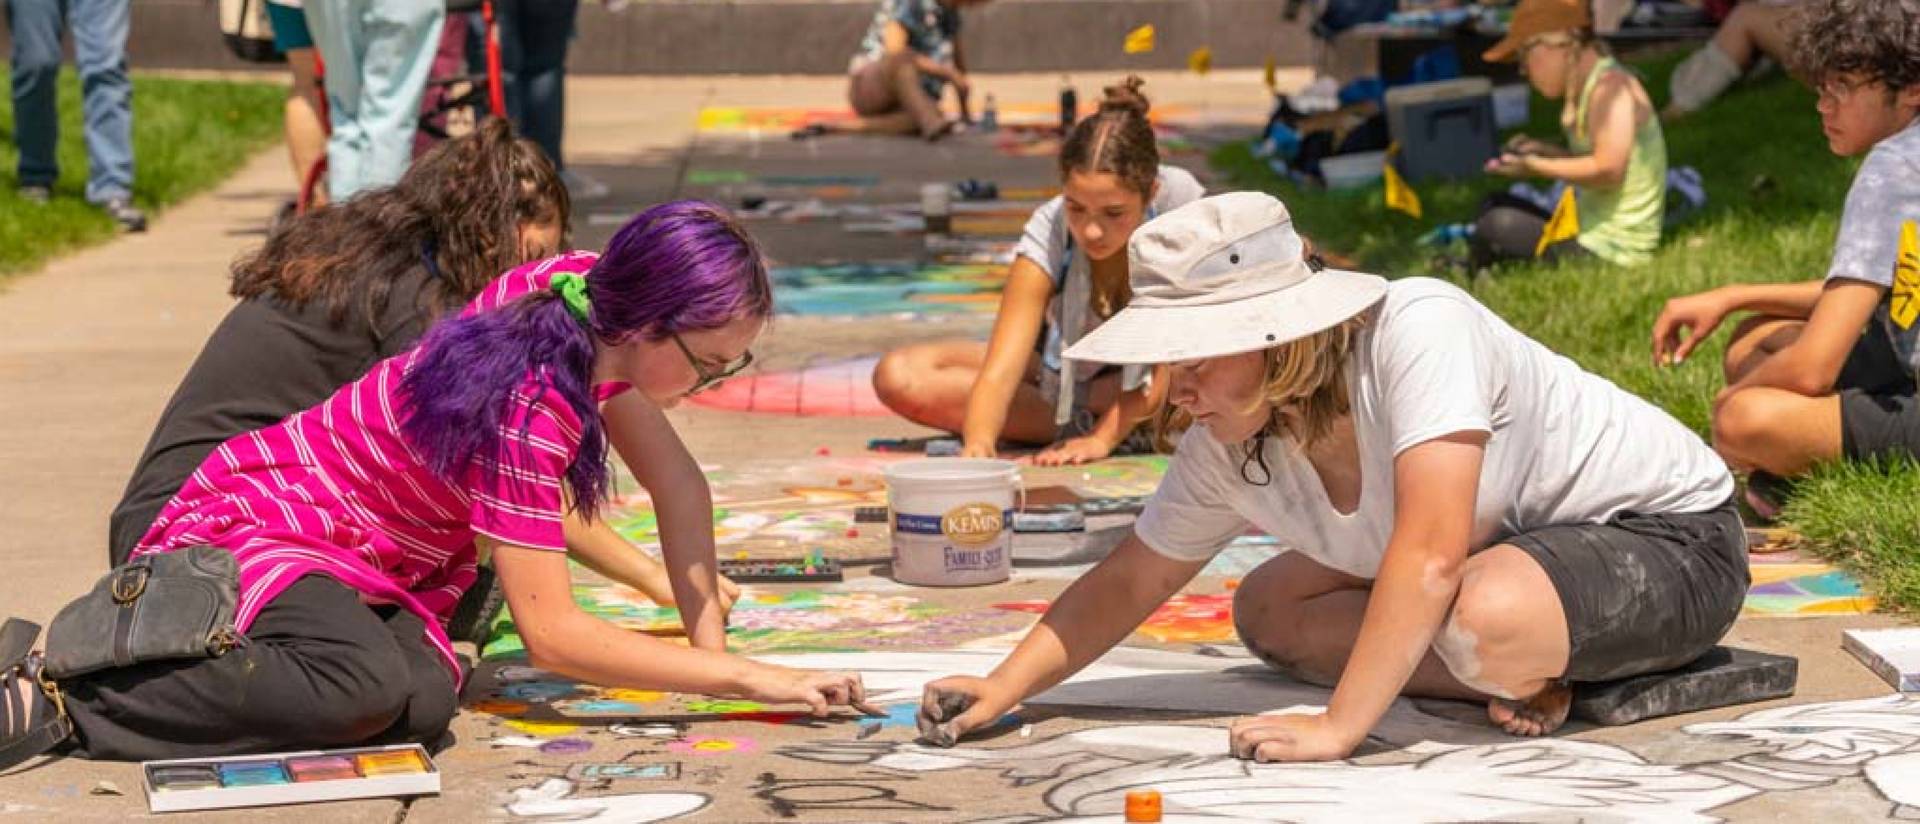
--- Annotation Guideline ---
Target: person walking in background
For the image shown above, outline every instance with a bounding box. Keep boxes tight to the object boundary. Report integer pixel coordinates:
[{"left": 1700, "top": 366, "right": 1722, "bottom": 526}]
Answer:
[
  {"left": 480, "top": 0, "right": 603, "bottom": 199},
  {"left": 265, "top": 0, "right": 328, "bottom": 212},
  {"left": 5, "top": 0, "right": 145, "bottom": 231},
  {"left": 303, "top": 0, "right": 444, "bottom": 202}
]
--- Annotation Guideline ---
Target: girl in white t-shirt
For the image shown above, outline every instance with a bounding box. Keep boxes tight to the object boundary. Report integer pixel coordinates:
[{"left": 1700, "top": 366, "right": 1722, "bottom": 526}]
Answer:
[
  {"left": 915, "top": 192, "right": 1744, "bottom": 761},
  {"left": 872, "top": 77, "right": 1204, "bottom": 465}
]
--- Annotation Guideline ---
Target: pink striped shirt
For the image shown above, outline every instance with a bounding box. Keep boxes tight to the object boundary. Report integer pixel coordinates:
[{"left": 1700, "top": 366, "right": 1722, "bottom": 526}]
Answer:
[{"left": 134, "top": 252, "right": 618, "bottom": 689}]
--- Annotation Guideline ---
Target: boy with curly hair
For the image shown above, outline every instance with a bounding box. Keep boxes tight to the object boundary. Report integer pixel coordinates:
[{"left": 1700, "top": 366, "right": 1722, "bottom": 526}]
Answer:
[{"left": 1651, "top": 0, "right": 1920, "bottom": 518}]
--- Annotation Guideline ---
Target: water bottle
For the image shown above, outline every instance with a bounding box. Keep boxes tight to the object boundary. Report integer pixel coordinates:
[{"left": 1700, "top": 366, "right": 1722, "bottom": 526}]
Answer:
[{"left": 980, "top": 94, "right": 999, "bottom": 133}]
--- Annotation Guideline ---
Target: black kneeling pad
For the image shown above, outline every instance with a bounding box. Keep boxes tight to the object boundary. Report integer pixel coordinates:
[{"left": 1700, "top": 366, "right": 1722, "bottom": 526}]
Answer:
[{"left": 1572, "top": 646, "right": 1798, "bottom": 726}]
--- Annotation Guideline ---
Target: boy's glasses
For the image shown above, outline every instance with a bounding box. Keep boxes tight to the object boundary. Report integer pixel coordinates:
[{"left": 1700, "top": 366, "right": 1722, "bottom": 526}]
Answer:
[{"left": 673, "top": 333, "right": 753, "bottom": 395}]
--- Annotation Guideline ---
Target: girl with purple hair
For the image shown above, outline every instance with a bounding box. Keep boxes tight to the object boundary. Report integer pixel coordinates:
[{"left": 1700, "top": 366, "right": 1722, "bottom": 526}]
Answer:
[{"left": 0, "top": 202, "right": 868, "bottom": 762}]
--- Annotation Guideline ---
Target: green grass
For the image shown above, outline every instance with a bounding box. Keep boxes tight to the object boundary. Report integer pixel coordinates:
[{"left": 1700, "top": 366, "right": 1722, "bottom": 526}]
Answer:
[
  {"left": 1212, "top": 53, "right": 1920, "bottom": 611},
  {"left": 1784, "top": 459, "right": 1920, "bottom": 610},
  {"left": 0, "top": 73, "right": 285, "bottom": 277}
]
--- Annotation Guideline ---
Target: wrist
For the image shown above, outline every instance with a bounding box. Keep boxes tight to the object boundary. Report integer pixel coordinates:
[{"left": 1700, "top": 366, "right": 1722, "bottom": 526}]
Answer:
[{"left": 1319, "top": 705, "right": 1372, "bottom": 748}]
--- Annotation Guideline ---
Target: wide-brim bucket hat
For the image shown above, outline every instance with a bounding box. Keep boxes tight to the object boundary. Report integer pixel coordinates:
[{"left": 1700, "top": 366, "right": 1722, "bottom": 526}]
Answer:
[{"left": 1063, "top": 191, "right": 1387, "bottom": 365}]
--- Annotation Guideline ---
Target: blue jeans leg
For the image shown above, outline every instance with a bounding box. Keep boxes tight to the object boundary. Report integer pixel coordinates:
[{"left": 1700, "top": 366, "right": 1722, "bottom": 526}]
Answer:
[
  {"left": 304, "top": 0, "right": 443, "bottom": 201},
  {"left": 69, "top": 0, "right": 133, "bottom": 203},
  {"left": 6, "top": 0, "right": 64, "bottom": 189},
  {"left": 495, "top": 0, "right": 576, "bottom": 169}
]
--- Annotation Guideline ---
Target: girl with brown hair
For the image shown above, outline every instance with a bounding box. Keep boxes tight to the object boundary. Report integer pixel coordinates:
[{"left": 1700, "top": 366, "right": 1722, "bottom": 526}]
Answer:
[
  {"left": 917, "top": 192, "right": 1745, "bottom": 758},
  {"left": 109, "top": 119, "right": 569, "bottom": 567},
  {"left": 872, "top": 77, "right": 1204, "bottom": 464}
]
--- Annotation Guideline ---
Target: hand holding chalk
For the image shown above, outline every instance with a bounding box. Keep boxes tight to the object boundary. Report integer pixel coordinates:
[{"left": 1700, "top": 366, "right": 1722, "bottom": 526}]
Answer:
[{"left": 916, "top": 676, "right": 1012, "bottom": 748}]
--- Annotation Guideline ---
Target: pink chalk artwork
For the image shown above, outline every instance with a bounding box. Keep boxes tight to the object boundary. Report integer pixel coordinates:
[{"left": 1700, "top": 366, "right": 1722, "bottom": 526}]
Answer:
[
  {"left": 685, "top": 356, "right": 889, "bottom": 417},
  {"left": 667, "top": 736, "right": 760, "bottom": 757}
]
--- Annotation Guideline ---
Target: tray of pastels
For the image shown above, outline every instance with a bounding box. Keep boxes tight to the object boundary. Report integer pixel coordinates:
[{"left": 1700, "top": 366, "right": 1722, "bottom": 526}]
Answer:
[{"left": 142, "top": 743, "right": 439, "bottom": 813}]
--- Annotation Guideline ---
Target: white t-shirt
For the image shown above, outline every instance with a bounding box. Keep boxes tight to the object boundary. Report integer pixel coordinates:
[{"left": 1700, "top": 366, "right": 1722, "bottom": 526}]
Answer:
[
  {"left": 1135, "top": 277, "right": 1733, "bottom": 578},
  {"left": 1013, "top": 164, "right": 1206, "bottom": 389}
]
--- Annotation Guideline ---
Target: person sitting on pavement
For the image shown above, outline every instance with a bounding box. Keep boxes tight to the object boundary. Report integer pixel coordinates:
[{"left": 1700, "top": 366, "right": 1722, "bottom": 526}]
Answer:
[
  {"left": 1651, "top": 0, "right": 1920, "bottom": 520},
  {"left": 798, "top": 0, "right": 990, "bottom": 141},
  {"left": 1470, "top": 0, "right": 1668, "bottom": 272},
  {"left": 0, "top": 203, "right": 865, "bottom": 767},
  {"left": 872, "top": 77, "right": 1203, "bottom": 465},
  {"left": 109, "top": 122, "right": 740, "bottom": 637},
  {"left": 916, "top": 192, "right": 1744, "bottom": 756}
]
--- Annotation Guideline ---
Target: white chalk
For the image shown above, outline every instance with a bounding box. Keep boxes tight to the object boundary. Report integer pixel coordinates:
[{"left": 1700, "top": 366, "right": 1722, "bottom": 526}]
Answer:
[{"left": 1019, "top": 724, "right": 1033, "bottom": 738}]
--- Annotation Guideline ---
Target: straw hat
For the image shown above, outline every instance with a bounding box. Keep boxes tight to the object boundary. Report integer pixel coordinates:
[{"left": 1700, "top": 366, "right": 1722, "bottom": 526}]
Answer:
[{"left": 1062, "top": 192, "right": 1387, "bottom": 365}]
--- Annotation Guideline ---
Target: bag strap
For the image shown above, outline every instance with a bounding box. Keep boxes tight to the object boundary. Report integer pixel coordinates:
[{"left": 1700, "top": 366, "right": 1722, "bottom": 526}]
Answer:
[{"left": 0, "top": 619, "right": 72, "bottom": 773}]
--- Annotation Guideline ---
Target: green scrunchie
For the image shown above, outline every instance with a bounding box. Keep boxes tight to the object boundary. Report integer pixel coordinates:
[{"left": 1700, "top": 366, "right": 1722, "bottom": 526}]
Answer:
[{"left": 549, "top": 272, "right": 592, "bottom": 326}]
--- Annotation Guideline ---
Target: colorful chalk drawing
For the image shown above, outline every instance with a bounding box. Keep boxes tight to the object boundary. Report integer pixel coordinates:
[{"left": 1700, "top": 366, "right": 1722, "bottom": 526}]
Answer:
[
  {"left": 768, "top": 261, "right": 1007, "bottom": 318},
  {"left": 773, "top": 692, "right": 1920, "bottom": 823},
  {"left": 604, "top": 454, "right": 1169, "bottom": 556},
  {"left": 695, "top": 101, "right": 1199, "bottom": 136},
  {"left": 686, "top": 356, "right": 890, "bottom": 417},
  {"left": 482, "top": 586, "right": 1037, "bottom": 662},
  {"left": 1745, "top": 549, "right": 1877, "bottom": 617},
  {"left": 475, "top": 648, "right": 1920, "bottom": 822},
  {"left": 997, "top": 593, "right": 1237, "bottom": 644}
]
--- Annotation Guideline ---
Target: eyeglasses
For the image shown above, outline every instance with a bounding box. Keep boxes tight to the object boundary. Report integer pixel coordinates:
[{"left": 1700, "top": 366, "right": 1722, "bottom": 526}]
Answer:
[
  {"left": 672, "top": 333, "right": 753, "bottom": 395},
  {"left": 1817, "top": 77, "right": 1872, "bottom": 104}
]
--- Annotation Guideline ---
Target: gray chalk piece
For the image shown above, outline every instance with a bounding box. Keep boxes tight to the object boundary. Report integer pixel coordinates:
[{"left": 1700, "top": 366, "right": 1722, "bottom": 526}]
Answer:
[{"left": 1572, "top": 646, "right": 1798, "bottom": 726}]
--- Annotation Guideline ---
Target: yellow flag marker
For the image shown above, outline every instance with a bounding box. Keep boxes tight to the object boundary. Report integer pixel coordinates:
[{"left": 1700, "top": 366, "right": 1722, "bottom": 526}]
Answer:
[
  {"left": 1382, "top": 143, "right": 1422, "bottom": 220},
  {"left": 1124, "top": 24, "right": 1155, "bottom": 54},
  {"left": 1891, "top": 220, "right": 1920, "bottom": 330},
  {"left": 1187, "top": 46, "right": 1213, "bottom": 75},
  {"left": 1263, "top": 55, "right": 1278, "bottom": 91},
  {"left": 1536, "top": 187, "right": 1581, "bottom": 257}
]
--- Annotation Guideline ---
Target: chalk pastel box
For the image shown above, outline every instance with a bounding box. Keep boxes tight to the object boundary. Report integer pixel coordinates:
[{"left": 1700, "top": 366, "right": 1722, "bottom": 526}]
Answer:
[{"left": 141, "top": 743, "right": 439, "bottom": 813}]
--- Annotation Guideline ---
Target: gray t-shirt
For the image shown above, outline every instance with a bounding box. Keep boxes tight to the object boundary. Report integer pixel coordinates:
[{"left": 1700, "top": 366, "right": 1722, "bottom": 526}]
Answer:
[{"left": 1826, "top": 119, "right": 1920, "bottom": 374}]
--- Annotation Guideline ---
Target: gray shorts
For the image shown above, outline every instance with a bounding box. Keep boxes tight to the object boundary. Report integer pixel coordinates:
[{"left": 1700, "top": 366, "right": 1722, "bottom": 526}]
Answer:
[
  {"left": 1506, "top": 500, "right": 1747, "bottom": 683},
  {"left": 1837, "top": 330, "right": 1920, "bottom": 460}
]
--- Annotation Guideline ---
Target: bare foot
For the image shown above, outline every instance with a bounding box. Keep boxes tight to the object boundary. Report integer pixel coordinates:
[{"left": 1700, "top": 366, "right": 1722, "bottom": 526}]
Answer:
[{"left": 1487, "top": 681, "right": 1572, "bottom": 737}]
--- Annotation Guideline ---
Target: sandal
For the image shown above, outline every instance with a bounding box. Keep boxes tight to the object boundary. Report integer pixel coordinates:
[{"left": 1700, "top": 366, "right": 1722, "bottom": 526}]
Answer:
[{"left": 0, "top": 619, "right": 72, "bottom": 772}]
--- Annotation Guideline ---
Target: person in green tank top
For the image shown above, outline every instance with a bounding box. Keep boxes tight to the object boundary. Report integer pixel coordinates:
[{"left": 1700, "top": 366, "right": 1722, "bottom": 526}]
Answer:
[{"left": 1468, "top": 0, "right": 1668, "bottom": 271}]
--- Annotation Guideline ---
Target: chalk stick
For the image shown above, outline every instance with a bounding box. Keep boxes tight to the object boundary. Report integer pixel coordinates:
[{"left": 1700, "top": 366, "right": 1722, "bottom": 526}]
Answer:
[{"left": 1571, "top": 646, "right": 1798, "bottom": 726}]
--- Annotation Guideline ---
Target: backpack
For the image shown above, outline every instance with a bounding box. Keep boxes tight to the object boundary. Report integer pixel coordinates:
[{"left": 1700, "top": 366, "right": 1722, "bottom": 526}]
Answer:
[{"left": 219, "top": 0, "right": 284, "bottom": 64}]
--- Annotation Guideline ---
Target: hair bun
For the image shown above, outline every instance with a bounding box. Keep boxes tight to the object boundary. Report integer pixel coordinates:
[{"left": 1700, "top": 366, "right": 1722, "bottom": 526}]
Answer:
[{"left": 1098, "top": 75, "right": 1151, "bottom": 118}]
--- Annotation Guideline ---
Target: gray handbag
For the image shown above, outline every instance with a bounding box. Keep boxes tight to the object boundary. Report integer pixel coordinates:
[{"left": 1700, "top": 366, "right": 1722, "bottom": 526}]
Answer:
[{"left": 43, "top": 547, "right": 244, "bottom": 680}]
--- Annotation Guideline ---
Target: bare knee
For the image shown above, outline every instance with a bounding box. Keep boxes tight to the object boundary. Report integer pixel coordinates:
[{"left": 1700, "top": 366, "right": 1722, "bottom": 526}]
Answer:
[
  {"left": 1232, "top": 567, "right": 1336, "bottom": 686},
  {"left": 873, "top": 346, "right": 961, "bottom": 429},
  {"left": 872, "top": 349, "right": 923, "bottom": 414},
  {"left": 1711, "top": 388, "right": 1777, "bottom": 469}
]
